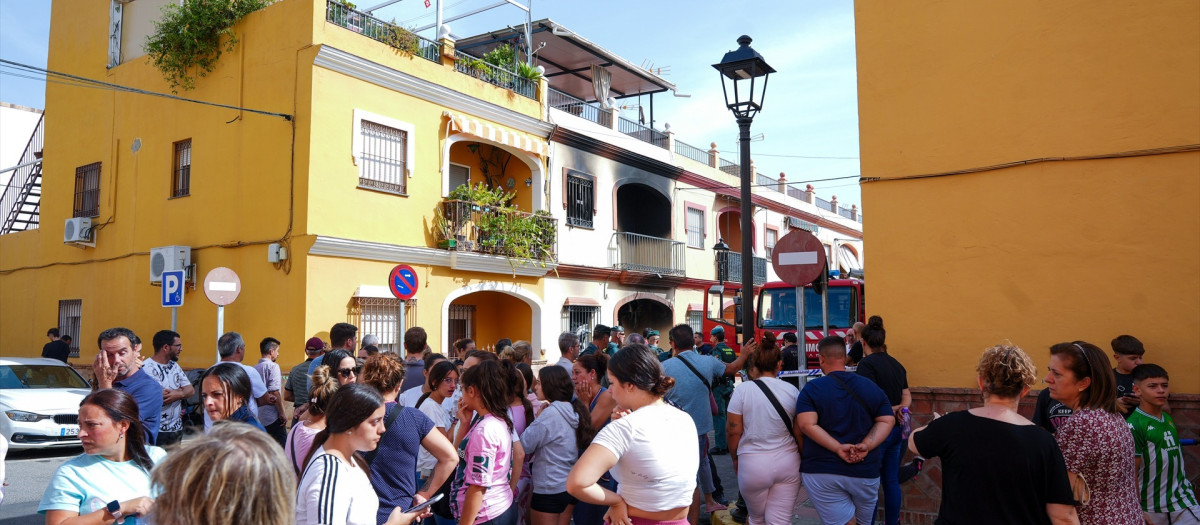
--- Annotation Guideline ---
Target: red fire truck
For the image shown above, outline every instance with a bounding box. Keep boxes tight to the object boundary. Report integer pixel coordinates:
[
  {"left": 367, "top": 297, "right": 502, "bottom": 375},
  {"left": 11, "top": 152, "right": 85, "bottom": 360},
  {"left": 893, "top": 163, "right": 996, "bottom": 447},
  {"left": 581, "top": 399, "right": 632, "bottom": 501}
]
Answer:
[{"left": 703, "top": 278, "right": 866, "bottom": 370}]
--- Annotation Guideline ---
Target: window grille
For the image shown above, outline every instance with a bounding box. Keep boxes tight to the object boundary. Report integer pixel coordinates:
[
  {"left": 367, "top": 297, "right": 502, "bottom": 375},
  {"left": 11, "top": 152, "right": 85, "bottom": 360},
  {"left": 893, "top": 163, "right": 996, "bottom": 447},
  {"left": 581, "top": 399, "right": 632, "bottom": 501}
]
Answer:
[
  {"left": 172, "top": 139, "right": 191, "bottom": 197},
  {"left": 561, "top": 305, "right": 600, "bottom": 334},
  {"left": 686, "top": 207, "right": 705, "bottom": 248},
  {"left": 73, "top": 163, "right": 101, "bottom": 218},
  {"left": 349, "top": 297, "right": 416, "bottom": 354},
  {"left": 687, "top": 310, "right": 703, "bottom": 335},
  {"left": 566, "top": 171, "right": 594, "bottom": 228},
  {"left": 58, "top": 300, "right": 82, "bottom": 358},
  {"left": 448, "top": 305, "right": 476, "bottom": 347},
  {"left": 359, "top": 120, "right": 407, "bottom": 194}
]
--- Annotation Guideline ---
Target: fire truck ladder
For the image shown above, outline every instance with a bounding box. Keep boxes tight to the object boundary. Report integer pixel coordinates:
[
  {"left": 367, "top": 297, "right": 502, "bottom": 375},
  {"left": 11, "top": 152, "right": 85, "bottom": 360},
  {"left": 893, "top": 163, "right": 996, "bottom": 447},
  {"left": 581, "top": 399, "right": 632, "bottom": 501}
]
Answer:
[{"left": 0, "top": 114, "right": 44, "bottom": 235}]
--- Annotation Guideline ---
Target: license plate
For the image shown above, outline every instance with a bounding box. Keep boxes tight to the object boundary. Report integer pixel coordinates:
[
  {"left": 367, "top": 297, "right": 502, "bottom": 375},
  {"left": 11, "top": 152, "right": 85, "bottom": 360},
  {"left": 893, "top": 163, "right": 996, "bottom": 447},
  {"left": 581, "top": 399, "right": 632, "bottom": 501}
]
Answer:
[{"left": 60, "top": 426, "right": 79, "bottom": 437}]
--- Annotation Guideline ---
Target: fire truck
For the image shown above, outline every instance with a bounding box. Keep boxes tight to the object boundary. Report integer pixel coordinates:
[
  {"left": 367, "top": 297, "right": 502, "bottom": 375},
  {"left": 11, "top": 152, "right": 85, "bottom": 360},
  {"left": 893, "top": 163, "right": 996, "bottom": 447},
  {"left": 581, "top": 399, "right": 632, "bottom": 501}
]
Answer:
[{"left": 703, "top": 277, "right": 866, "bottom": 370}]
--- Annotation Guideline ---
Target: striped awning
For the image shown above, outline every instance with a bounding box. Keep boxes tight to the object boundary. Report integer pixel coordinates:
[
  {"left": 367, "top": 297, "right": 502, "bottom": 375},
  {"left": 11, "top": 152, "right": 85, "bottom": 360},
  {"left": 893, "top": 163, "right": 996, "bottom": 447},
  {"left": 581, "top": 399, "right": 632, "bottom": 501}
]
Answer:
[{"left": 444, "top": 111, "right": 547, "bottom": 156}]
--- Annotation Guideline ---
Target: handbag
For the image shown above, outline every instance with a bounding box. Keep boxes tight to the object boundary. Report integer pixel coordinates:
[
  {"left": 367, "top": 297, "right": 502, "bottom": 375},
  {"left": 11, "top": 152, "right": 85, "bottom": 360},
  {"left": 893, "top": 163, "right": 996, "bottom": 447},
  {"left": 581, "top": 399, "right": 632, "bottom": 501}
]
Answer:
[
  {"left": 678, "top": 354, "right": 720, "bottom": 415},
  {"left": 751, "top": 380, "right": 795, "bottom": 438},
  {"left": 1069, "top": 471, "right": 1091, "bottom": 507}
]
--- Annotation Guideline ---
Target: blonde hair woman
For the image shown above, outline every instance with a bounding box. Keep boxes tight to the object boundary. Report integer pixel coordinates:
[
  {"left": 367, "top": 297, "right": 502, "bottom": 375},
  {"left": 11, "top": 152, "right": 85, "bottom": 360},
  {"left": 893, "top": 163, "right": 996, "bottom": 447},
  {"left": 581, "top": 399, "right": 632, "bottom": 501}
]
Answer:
[
  {"left": 908, "top": 344, "right": 1079, "bottom": 525},
  {"left": 149, "top": 421, "right": 295, "bottom": 525}
]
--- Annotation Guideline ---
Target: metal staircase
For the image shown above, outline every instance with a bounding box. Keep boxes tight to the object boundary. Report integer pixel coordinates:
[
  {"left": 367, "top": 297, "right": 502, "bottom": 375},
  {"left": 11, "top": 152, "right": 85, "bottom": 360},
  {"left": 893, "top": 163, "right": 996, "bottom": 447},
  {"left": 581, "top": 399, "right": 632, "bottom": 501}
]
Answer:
[{"left": 1, "top": 114, "right": 44, "bottom": 234}]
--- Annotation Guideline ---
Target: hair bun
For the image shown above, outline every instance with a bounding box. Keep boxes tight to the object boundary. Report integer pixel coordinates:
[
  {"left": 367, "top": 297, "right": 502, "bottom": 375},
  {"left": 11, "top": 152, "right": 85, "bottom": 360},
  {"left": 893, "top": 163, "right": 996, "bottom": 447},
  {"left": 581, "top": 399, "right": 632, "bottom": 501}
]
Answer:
[{"left": 867, "top": 315, "right": 884, "bottom": 330}]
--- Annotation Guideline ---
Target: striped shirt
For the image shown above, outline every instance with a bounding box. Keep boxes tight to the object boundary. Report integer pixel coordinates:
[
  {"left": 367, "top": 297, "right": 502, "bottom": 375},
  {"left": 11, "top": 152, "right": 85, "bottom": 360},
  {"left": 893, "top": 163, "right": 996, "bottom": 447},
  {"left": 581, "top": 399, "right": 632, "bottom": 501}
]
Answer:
[
  {"left": 1129, "top": 408, "right": 1199, "bottom": 513},
  {"left": 296, "top": 446, "right": 379, "bottom": 525}
]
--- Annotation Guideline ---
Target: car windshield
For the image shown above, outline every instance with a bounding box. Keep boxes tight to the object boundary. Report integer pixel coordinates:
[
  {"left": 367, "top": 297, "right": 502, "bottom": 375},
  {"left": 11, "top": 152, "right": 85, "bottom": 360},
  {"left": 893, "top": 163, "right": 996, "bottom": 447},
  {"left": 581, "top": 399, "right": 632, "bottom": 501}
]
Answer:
[
  {"left": 0, "top": 365, "right": 90, "bottom": 389},
  {"left": 759, "top": 287, "right": 855, "bottom": 330}
]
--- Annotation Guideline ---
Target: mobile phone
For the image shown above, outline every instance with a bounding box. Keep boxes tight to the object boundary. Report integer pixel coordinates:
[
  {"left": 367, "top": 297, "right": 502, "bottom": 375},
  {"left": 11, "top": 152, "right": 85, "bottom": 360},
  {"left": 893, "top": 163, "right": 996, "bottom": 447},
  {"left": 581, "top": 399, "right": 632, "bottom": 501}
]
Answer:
[{"left": 406, "top": 493, "right": 444, "bottom": 514}]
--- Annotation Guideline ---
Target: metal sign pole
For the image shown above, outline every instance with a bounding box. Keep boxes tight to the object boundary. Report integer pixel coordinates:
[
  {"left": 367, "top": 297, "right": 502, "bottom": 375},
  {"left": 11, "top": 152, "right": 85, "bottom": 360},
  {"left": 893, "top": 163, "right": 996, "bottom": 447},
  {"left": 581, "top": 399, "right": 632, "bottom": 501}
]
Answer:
[
  {"left": 216, "top": 304, "right": 224, "bottom": 363},
  {"left": 796, "top": 285, "right": 805, "bottom": 345},
  {"left": 821, "top": 286, "right": 829, "bottom": 338},
  {"left": 171, "top": 307, "right": 178, "bottom": 332},
  {"left": 398, "top": 300, "right": 407, "bottom": 358}
]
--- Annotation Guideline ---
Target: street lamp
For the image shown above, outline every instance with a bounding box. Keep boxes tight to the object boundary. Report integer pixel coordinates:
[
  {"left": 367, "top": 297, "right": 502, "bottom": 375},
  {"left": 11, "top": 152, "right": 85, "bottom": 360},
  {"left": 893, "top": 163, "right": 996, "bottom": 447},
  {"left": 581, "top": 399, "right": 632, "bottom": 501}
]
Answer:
[{"left": 714, "top": 35, "right": 774, "bottom": 345}]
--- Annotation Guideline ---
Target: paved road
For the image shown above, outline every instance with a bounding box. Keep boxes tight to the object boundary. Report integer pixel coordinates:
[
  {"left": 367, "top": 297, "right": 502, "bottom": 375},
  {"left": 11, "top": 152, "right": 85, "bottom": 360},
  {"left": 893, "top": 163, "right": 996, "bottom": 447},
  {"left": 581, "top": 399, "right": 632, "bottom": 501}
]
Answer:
[{"left": 1, "top": 446, "right": 81, "bottom": 525}]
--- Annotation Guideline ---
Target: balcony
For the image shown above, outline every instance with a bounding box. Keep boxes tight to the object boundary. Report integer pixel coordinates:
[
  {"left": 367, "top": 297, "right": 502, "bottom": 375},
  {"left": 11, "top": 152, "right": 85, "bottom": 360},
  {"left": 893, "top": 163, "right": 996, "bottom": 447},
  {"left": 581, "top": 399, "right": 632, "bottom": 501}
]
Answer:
[
  {"left": 452, "top": 49, "right": 538, "bottom": 100},
  {"left": 548, "top": 88, "right": 612, "bottom": 127},
  {"left": 435, "top": 199, "right": 557, "bottom": 264},
  {"left": 325, "top": 2, "right": 441, "bottom": 63},
  {"left": 609, "top": 232, "right": 686, "bottom": 277},
  {"left": 716, "top": 250, "right": 768, "bottom": 286}
]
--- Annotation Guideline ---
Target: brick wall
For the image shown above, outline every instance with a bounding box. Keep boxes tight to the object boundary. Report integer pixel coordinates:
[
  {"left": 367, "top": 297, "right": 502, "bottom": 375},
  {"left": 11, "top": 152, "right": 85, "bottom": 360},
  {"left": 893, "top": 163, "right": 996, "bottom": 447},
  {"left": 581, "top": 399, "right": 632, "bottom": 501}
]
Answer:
[{"left": 899, "top": 387, "right": 1200, "bottom": 523}]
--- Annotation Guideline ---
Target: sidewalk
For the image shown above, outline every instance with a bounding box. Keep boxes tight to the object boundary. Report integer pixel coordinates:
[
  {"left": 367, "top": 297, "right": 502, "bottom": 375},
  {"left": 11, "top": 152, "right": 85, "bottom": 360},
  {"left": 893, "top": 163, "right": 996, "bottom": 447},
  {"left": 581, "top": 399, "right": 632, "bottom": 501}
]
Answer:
[{"left": 704, "top": 435, "right": 825, "bottom": 525}]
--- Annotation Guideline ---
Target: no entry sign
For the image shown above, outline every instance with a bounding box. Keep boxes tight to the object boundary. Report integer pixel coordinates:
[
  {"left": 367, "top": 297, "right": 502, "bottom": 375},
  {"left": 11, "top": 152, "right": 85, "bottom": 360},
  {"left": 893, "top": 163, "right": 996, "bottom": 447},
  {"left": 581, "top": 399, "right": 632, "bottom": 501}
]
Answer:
[
  {"left": 771, "top": 230, "right": 827, "bottom": 286},
  {"left": 389, "top": 264, "right": 419, "bottom": 300}
]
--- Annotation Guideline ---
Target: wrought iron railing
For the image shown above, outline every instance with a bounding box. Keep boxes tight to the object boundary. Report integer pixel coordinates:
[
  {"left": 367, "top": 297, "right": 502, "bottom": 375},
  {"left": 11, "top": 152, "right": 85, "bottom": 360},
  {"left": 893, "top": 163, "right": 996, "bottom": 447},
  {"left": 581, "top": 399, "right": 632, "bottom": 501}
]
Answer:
[
  {"left": 719, "top": 158, "right": 740, "bottom": 176},
  {"left": 837, "top": 206, "right": 855, "bottom": 220},
  {"left": 756, "top": 173, "right": 781, "bottom": 192},
  {"left": 326, "top": 1, "right": 440, "bottom": 63},
  {"left": 617, "top": 117, "right": 668, "bottom": 148},
  {"left": 814, "top": 196, "right": 834, "bottom": 211},
  {"left": 437, "top": 200, "right": 557, "bottom": 262},
  {"left": 0, "top": 114, "right": 43, "bottom": 234},
  {"left": 715, "top": 250, "right": 767, "bottom": 285},
  {"left": 674, "top": 139, "right": 709, "bottom": 164},
  {"left": 453, "top": 50, "right": 537, "bottom": 99},
  {"left": 786, "top": 185, "right": 806, "bottom": 200},
  {"left": 609, "top": 232, "right": 686, "bottom": 276},
  {"left": 547, "top": 88, "right": 611, "bottom": 127}
]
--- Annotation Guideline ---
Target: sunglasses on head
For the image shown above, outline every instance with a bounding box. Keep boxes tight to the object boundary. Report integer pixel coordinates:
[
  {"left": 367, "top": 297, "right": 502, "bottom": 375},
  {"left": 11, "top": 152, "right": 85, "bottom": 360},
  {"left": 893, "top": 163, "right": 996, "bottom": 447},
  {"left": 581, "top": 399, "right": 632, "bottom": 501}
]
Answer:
[{"left": 337, "top": 366, "right": 362, "bottom": 377}]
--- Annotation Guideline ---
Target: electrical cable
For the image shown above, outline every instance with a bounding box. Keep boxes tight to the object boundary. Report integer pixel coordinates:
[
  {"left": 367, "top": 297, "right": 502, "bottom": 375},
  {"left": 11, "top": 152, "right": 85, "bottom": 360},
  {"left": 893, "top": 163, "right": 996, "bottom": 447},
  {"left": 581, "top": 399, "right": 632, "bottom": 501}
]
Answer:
[
  {"left": 718, "top": 150, "right": 859, "bottom": 160},
  {"left": 0, "top": 59, "right": 293, "bottom": 121}
]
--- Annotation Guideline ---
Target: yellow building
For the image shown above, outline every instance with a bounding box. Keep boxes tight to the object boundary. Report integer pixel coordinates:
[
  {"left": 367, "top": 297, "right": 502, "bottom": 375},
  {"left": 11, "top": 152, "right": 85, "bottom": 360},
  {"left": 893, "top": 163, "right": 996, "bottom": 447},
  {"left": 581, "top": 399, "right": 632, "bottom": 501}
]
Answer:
[
  {"left": 0, "top": 0, "right": 557, "bottom": 367},
  {"left": 857, "top": 1, "right": 1198, "bottom": 518}
]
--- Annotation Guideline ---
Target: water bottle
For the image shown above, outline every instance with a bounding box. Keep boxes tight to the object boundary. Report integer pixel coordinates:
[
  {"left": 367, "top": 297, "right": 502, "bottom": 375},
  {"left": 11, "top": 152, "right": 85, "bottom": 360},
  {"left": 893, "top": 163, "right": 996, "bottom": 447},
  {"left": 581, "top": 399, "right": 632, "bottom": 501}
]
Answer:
[
  {"left": 1182, "top": 439, "right": 1197, "bottom": 446},
  {"left": 900, "top": 407, "right": 912, "bottom": 440}
]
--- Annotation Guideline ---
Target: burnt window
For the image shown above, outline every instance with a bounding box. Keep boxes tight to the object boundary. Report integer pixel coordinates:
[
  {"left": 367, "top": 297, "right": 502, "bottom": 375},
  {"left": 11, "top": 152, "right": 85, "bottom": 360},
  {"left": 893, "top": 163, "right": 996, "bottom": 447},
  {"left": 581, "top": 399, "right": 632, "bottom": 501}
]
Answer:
[{"left": 565, "top": 171, "right": 594, "bottom": 228}]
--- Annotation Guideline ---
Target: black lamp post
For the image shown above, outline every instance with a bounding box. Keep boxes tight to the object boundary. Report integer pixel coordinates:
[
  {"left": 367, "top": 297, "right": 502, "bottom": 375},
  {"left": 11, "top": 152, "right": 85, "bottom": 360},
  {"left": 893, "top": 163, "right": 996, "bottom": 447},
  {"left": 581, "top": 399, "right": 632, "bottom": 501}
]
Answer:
[
  {"left": 714, "top": 35, "right": 774, "bottom": 345},
  {"left": 712, "top": 238, "right": 731, "bottom": 282}
]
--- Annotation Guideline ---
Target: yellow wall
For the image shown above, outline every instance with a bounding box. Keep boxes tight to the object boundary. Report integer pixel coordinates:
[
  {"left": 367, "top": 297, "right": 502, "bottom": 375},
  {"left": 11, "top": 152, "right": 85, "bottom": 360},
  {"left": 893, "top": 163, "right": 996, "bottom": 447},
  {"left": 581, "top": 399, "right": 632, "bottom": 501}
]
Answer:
[{"left": 856, "top": 0, "right": 1200, "bottom": 392}]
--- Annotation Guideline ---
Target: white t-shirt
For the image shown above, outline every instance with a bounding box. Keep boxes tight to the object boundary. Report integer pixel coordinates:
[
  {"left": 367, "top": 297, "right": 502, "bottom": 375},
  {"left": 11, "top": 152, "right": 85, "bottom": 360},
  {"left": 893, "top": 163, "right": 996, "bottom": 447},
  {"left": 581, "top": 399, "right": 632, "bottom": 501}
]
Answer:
[
  {"left": 397, "top": 385, "right": 424, "bottom": 407},
  {"left": 296, "top": 446, "right": 379, "bottom": 525},
  {"left": 591, "top": 402, "right": 698, "bottom": 512},
  {"left": 727, "top": 377, "right": 800, "bottom": 455},
  {"left": 141, "top": 359, "right": 189, "bottom": 433},
  {"left": 414, "top": 394, "right": 450, "bottom": 471}
]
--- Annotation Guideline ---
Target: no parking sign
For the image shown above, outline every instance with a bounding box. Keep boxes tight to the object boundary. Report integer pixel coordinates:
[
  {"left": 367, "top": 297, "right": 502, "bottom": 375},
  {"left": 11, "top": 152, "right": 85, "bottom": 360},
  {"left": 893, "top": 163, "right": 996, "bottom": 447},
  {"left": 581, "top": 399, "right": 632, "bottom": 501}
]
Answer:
[{"left": 389, "top": 264, "right": 419, "bottom": 300}]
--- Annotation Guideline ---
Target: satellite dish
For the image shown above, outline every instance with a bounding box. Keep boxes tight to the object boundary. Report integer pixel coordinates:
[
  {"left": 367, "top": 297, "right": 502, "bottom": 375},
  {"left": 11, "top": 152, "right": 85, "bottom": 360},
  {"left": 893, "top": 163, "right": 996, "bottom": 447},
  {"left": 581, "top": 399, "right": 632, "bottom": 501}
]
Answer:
[{"left": 131, "top": 138, "right": 142, "bottom": 153}]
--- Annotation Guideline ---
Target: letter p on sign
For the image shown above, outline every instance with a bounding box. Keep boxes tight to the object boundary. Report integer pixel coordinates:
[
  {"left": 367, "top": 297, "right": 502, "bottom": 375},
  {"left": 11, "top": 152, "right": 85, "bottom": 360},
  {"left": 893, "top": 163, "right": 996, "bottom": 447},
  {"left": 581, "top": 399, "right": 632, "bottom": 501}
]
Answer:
[{"left": 162, "top": 270, "right": 185, "bottom": 307}]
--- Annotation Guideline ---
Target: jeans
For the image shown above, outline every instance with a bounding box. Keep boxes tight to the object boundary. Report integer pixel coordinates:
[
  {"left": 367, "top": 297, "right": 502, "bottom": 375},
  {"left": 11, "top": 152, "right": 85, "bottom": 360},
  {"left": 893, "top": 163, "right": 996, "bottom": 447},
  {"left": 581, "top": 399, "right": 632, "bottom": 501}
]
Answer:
[{"left": 874, "top": 426, "right": 904, "bottom": 525}]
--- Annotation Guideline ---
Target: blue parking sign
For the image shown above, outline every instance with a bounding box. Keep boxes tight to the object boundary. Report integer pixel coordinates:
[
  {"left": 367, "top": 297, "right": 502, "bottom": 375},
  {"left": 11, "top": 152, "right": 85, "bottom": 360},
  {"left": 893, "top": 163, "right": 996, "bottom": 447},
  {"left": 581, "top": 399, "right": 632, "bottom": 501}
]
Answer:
[{"left": 162, "top": 270, "right": 185, "bottom": 307}]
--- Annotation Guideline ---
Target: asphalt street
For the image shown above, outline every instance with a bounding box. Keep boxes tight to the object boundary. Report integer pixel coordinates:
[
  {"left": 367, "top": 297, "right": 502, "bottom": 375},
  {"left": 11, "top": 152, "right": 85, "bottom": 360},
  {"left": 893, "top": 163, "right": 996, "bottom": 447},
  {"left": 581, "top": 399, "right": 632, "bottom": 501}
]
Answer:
[{"left": 1, "top": 445, "right": 81, "bottom": 525}]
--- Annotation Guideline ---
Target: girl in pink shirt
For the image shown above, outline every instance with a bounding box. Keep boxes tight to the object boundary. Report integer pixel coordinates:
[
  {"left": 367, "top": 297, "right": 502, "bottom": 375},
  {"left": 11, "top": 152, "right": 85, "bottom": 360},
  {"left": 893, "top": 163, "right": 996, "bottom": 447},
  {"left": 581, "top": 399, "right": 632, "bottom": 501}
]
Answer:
[{"left": 451, "top": 360, "right": 516, "bottom": 525}]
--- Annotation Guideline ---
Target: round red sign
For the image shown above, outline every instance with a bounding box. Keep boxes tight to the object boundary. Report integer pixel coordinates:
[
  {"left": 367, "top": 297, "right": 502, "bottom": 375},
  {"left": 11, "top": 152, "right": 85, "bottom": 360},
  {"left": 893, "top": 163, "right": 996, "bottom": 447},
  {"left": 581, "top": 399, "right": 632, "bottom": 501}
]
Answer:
[{"left": 770, "top": 230, "right": 827, "bottom": 286}]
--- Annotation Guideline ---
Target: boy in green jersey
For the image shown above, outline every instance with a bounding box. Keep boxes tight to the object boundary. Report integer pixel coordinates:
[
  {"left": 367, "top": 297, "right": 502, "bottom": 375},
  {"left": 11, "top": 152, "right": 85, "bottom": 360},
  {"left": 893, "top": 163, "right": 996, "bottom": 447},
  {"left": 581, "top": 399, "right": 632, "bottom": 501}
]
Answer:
[{"left": 1129, "top": 364, "right": 1199, "bottom": 525}]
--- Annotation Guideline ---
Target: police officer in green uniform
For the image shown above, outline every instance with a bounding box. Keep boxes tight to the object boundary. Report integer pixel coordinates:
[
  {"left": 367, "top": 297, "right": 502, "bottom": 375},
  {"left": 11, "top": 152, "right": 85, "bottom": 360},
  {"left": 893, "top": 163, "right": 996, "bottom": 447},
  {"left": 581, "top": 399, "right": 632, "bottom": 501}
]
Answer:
[
  {"left": 607, "top": 325, "right": 624, "bottom": 354},
  {"left": 709, "top": 325, "right": 737, "bottom": 454}
]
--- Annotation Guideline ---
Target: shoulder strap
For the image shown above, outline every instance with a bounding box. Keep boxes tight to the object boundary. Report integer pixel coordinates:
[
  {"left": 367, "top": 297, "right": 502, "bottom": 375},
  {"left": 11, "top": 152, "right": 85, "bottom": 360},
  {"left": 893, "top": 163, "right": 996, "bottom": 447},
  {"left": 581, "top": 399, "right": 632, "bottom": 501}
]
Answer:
[
  {"left": 363, "top": 403, "right": 404, "bottom": 465},
  {"left": 752, "top": 380, "right": 794, "bottom": 436},
  {"left": 287, "top": 423, "right": 302, "bottom": 477},
  {"left": 677, "top": 354, "right": 712, "bottom": 390},
  {"left": 416, "top": 392, "right": 433, "bottom": 409},
  {"left": 828, "top": 373, "right": 874, "bottom": 418}
]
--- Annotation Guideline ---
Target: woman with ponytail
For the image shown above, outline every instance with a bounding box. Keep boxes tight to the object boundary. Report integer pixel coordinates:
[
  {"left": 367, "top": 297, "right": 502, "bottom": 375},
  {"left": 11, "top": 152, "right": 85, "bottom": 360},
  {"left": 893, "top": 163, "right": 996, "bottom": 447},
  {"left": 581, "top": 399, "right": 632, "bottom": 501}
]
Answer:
[
  {"left": 567, "top": 344, "right": 698, "bottom": 525},
  {"left": 296, "top": 383, "right": 427, "bottom": 525},
  {"left": 40, "top": 389, "right": 166, "bottom": 525},
  {"left": 285, "top": 363, "right": 340, "bottom": 476},
  {"left": 854, "top": 316, "right": 911, "bottom": 525},
  {"left": 725, "top": 332, "right": 801, "bottom": 525},
  {"left": 451, "top": 359, "right": 517, "bottom": 525},
  {"left": 523, "top": 366, "right": 597, "bottom": 525}
]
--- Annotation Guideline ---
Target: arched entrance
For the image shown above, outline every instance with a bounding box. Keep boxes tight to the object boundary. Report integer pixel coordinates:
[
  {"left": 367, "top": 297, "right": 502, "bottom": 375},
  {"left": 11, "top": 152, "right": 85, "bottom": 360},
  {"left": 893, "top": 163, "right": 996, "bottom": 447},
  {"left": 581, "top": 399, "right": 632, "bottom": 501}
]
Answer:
[
  {"left": 442, "top": 283, "right": 544, "bottom": 355},
  {"left": 716, "top": 207, "right": 755, "bottom": 255},
  {"left": 616, "top": 298, "right": 673, "bottom": 340}
]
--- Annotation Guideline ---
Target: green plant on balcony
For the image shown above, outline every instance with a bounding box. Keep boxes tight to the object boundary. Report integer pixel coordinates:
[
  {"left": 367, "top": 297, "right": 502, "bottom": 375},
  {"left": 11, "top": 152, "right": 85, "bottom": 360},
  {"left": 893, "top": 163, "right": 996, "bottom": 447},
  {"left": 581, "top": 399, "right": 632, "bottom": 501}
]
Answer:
[
  {"left": 145, "top": 0, "right": 269, "bottom": 92},
  {"left": 438, "top": 184, "right": 555, "bottom": 269},
  {"left": 482, "top": 44, "right": 516, "bottom": 70},
  {"left": 381, "top": 20, "right": 421, "bottom": 55}
]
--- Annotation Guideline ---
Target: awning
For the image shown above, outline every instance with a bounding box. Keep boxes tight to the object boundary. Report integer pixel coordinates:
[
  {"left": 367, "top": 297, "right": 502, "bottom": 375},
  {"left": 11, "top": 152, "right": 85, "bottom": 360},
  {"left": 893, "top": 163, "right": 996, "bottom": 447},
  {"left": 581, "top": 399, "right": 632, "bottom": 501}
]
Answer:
[
  {"left": 687, "top": 303, "right": 702, "bottom": 312},
  {"left": 444, "top": 111, "right": 547, "bottom": 156},
  {"left": 563, "top": 296, "right": 601, "bottom": 307}
]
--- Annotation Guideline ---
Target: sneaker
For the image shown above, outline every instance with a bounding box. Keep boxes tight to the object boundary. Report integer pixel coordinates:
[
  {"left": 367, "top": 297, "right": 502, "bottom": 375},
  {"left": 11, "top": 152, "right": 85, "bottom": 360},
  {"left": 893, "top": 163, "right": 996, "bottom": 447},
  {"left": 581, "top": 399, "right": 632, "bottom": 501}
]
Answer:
[{"left": 729, "top": 503, "right": 747, "bottom": 524}]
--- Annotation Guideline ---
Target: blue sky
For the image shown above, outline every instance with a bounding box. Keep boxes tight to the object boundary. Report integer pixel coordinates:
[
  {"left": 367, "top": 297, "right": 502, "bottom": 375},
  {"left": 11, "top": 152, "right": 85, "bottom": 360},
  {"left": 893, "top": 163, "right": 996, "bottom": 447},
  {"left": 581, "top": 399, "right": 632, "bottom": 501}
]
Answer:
[{"left": 0, "top": 0, "right": 862, "bottom": 207}]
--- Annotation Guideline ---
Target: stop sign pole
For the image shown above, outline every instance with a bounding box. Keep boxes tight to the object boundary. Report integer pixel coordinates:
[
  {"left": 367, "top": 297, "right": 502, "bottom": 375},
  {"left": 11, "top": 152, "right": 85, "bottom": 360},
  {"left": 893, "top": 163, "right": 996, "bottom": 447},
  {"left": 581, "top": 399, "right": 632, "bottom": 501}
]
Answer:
[{"left": 771, "top": 230, "right": 829, "bottom": 340}]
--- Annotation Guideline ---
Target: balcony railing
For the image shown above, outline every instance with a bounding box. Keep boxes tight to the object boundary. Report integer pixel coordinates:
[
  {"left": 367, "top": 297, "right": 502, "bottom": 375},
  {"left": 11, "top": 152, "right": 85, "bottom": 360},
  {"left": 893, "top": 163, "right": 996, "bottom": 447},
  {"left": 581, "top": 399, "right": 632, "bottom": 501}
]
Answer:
[
  {"left": 326, "top": 2, "right": 440, "bottom": 63},
  {"left": 814, "top": 196, "right": 834, "bottom": 211},
  {"left": 609, "top": 232, "right": 686, "bottom": 277},
  {"left": 437, "top": 200, "right": 557, "bottom": 263},
  {"left": 453, "top": 50, "right": 537, "bottom": 99},
  {"left": 617, "top": 117, "right": 668, "bottom": 148},
  {"left": 674, "top": 139, "right": 709, "bottom": 164},
  {"left": 719, "top": 158, "right": 740, "bottom": 176},
  {"left": 837, "top": 206, "right": 855, "bottom": 220},
  {"left": 715, "top": 250, "right": 767, "bottom": 285},
  {"left": 548, "top": 88, "right": 611, "bottom": 127}
]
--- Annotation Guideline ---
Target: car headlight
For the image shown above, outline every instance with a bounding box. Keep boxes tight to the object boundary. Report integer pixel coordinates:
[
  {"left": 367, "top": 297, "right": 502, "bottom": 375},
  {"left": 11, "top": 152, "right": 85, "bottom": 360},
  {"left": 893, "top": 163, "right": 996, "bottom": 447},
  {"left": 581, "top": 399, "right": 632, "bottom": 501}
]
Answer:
[{"left": 4, "top": 410, "right": 52, "bottom": 423}]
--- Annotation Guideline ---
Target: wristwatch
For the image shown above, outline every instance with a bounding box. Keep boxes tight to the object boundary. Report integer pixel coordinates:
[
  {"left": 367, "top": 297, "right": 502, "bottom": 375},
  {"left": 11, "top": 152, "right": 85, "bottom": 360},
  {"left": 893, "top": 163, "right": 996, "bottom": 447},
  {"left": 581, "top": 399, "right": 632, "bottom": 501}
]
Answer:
[{"left": 106, "top": 500, "right": 124, "bottom": 520}]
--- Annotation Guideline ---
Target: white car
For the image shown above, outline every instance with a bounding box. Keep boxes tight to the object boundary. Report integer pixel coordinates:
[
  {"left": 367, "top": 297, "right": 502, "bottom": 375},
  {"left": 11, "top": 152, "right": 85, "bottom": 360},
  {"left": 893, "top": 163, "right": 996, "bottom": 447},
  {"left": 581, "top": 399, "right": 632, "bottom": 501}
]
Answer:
[{"left": 0, "top": 357, "right": 90, "bottom": 450}]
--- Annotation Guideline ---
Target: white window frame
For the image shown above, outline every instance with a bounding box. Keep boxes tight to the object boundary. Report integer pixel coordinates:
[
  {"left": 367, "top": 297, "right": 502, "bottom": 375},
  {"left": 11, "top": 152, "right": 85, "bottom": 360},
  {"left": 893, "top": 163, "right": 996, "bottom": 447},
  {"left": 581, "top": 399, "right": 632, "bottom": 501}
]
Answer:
[
  {"left": 685, "top": 205, "right": 706, "bottom": 249},
  {"left": 447, "top": 162, "right": 471, "bottom": 195},
  {"left": 352, "top": 108, "right": 416, "bottom": 182}
]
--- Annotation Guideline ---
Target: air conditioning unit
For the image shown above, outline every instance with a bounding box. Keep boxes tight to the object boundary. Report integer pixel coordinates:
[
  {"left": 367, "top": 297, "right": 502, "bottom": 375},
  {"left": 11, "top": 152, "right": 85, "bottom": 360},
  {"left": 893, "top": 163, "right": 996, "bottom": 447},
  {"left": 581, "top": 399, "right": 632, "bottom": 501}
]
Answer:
[
  {"left": 63, "top": 217, "right": 93, "bottom": 243},
  {"left": 149, "top": 246, "right": 192, "bottom": 284}
]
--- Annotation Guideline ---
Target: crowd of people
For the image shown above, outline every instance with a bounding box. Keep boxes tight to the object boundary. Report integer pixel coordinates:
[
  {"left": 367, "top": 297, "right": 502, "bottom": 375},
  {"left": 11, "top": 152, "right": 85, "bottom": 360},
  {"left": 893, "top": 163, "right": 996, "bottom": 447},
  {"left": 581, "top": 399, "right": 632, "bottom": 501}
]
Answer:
[{"left": 30, "top": 318, "right": 1197, "bottom": 525}]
